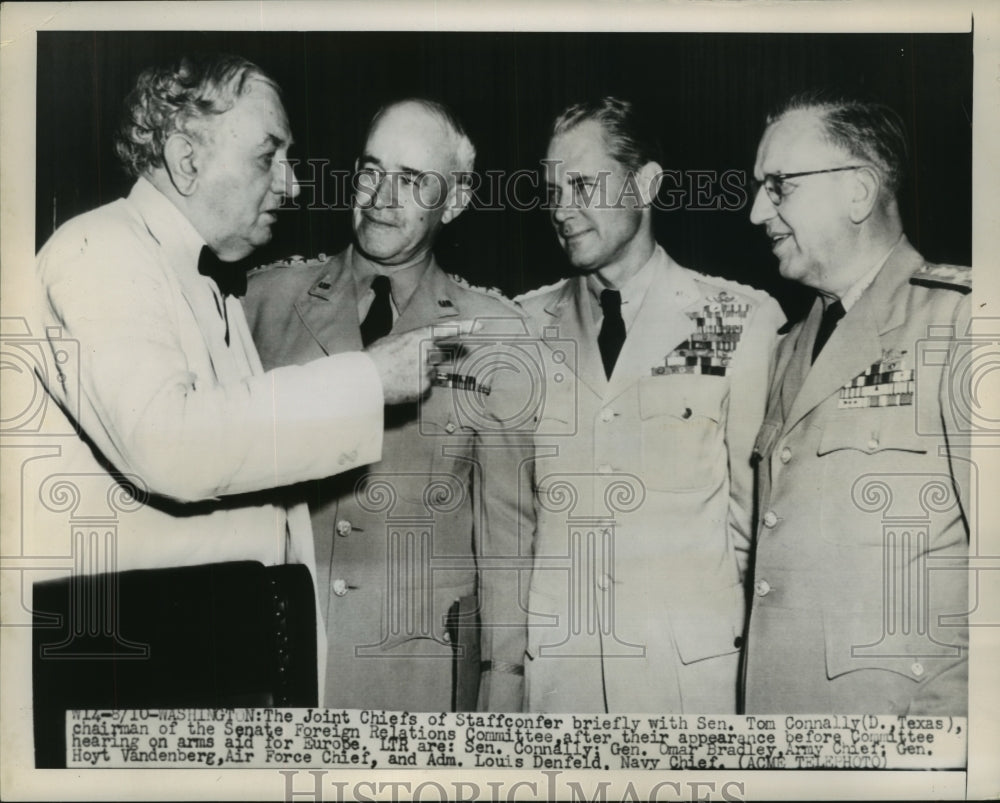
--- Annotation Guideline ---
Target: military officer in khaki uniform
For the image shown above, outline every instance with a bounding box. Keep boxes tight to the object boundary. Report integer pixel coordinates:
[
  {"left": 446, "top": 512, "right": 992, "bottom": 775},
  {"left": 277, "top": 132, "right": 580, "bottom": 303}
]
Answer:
[
  {"left": 744, "top": 91, "right": 969, "bottom": 714},
  {"left": 244, "top": 99, "right": 531, "bottom": 712},
  {"left": 517, "top": 97, "right": 785, "bottom": 712}
]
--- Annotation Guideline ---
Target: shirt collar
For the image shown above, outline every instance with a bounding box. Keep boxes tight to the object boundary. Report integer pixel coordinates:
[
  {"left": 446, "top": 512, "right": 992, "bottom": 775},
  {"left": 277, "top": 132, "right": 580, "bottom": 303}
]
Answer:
[
  {"left": 586, "top": 244, "right": 661, "bottom": 323},
  {"left": 128, "top": 177, "right": 207, "bottom": 281},
  {"left": 351, "top": 245, "right": 431, "bottom": 313},
  {"left": 838, "top": 234, "right": 903, "bottom": 312},
  {"left": 588, "top": 247, "right": 659, "bottom": 301}
]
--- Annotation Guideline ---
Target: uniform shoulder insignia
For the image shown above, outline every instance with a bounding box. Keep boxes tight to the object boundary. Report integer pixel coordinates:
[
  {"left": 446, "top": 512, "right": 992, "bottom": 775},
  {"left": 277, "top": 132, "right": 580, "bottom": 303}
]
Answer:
[
  {"left": 910, "top": 262, "right": 971, "bottom": 293},
  {"left": 513, "top": 277, "right": 569, "bottom": 305},
  {"left": 447, "top": 273, "right": 521, "bottom": 312},
  {"left": 693, "top": 271, "right": 774, "bottom": 308},
  {"left": 248, "top": 253, "right": 331, "bottom": 276}
]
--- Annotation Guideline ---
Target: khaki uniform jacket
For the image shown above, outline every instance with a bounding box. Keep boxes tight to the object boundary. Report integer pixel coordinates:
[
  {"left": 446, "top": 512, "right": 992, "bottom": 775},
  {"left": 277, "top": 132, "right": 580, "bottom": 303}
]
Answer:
[
  {"left": 244, "top": 249, "right": 533, "bottom": 712},
  {"left": 744, "top": 237, "right": 970, "bottom": 714},
  {"left": 517, "top": 246, "right": 785, "bottom": 712}
]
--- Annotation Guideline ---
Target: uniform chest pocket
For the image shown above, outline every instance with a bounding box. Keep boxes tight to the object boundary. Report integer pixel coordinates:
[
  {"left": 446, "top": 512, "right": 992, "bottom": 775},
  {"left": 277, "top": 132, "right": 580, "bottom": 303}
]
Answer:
[
  {"left": 394, "top": 395, "right": 470, "bottom": 503},
  {"left": 638, "top": 376, "right": 727, "bottom": 491},
  {"left": 817, "top": 411, "right": 932, "bottom": 548},
  {"left": 817, "top": 410, "right": 928, "bottom": 457}
]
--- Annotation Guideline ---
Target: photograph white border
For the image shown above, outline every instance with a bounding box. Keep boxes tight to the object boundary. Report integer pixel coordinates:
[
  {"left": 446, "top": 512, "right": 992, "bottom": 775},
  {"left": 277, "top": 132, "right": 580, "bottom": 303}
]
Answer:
[{"left": 2, "top": 1, "right": 997, "bottom": 800}]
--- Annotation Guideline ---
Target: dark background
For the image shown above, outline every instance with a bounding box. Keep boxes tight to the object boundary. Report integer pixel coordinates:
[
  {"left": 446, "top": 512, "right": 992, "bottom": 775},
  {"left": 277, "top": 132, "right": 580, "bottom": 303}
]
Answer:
[{"left": 36, "top": 31, "right": 972, "bottom": 321}]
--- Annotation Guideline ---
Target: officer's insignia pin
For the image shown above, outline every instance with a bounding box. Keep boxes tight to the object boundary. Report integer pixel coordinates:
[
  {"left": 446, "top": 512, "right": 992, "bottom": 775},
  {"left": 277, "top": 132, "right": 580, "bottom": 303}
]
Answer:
[
  {"left": 433, "top": 371, "right": 491, "bottom": 395},
  {"left": 438, "top": 299, "right": 454, "bottom": 308}
]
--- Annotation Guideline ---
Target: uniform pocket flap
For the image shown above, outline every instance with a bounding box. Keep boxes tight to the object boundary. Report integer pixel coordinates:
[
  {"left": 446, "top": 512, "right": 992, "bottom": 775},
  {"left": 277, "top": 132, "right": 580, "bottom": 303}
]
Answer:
[
  {"left": 822, "top": 611, "right": 959, "bottom": 683},
  {"left": 817, "top": 412, "right": 928, "bottom": 456},
  {"left": 671, "top": 608, "right": 741, "bottom": 665},
  {"left": 381, "top": 585, "right": 474, "bottom": 650},
  {"left": 535, "top": 415, "right": 573, "bottom": 437},
  {"left": 639, "top": 376, "right": 725, "bottom": 423}
]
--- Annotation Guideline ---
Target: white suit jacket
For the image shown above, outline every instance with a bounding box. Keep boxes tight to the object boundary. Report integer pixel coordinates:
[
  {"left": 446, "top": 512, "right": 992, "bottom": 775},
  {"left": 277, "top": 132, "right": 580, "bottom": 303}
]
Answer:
[{"left": 31, "top": 179, "right": 385, "bottom": 697}]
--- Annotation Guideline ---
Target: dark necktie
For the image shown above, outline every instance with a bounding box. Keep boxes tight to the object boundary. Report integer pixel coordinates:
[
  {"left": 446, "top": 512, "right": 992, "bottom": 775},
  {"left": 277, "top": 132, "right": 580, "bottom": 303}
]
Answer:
[
  {"left": 812, "top": 299, "right": 845, "bottom": 362},
  {"left": 197, "top": 246, "right": 246, "bottom": 346},
  {"left": 360, "top": 275, "right": 393, "bottom": 347},
  {"left": 598, "top": 289, "right": 626, "bottom": 379}
]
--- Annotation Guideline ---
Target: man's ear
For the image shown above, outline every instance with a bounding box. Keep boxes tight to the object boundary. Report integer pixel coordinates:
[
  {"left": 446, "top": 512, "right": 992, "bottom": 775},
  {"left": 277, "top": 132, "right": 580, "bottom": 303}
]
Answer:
[
  {"left": 848, "top": 166, "right": 881, "bottom": 223},
  {"left": 162, "top": 133, "right": 200, "bottom": 196},
  {"left": 441, "top": 174, "right": 473, "bottom": 225},
  {"left": 637, "top": 160, "right": 663, "bottom": 207}
]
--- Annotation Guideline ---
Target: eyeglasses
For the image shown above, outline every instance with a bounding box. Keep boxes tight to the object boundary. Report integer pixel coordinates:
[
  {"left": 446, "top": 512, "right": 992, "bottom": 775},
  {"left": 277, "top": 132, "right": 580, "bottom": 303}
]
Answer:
[{"left": 752, "top": 165, "right": 866, "bottom": 206}]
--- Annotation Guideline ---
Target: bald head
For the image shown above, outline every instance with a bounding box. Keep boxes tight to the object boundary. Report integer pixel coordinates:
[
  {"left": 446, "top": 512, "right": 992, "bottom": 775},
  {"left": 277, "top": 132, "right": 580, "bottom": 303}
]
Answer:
[{"left": 365, "top": 99, "right": 475, "bottom": 178}]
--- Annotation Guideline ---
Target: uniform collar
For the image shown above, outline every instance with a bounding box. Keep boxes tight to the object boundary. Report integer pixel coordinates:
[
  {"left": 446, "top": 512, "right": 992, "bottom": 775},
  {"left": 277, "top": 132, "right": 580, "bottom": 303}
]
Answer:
[
  {"left": 392, "top": 258, "right": 462, "bottom": 333},
  {"left": 585, "top": 246, "right": 659, "bottom": 328},
  {"left": 836, "top": 234, "right": 902, "bottom": 312},
  {"left": 350, "top": 246, "right": 432, "bottom": 315},
  {"left": 539, "top": 245, "right": 699, "bottom": 400}
]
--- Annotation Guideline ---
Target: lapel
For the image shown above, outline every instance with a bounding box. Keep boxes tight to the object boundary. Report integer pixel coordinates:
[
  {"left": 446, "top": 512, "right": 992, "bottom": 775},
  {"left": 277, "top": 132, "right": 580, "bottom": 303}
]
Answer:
[
  {"left": 292, "top": 249, "right": 363, "bottom": 354},
  {"left": 538, "top": 276, "right": 606, "bottom": 398},
  {"left": 773, "top": 302, "right": 819, "bottom": 426},
  {"left": 289, "top": 251, "right": 464, "bottom": 355},
  {"left": 782, "top": 237, "right": 918, "bottom": 433},
  {"left": 604, "top": 251, "right": 702, "bottom": 404},
  {"left": 391, "top": 259, "right": 462, "bottom": 334},
  {"left": 129, "top": 182, "right": 237, "bottom": 382}
]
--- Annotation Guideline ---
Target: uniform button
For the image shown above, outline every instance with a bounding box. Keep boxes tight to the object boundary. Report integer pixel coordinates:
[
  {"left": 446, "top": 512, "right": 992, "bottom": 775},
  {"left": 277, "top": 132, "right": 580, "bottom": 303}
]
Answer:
[
  {"left": 441, "top": 630, "right": 451, "bottom": 643},
  {"left": 597, "top": 464, "right": 613, "bottom": 474},
  {"left": 681, "top": 407, "right": 693, "bottom": 419},
  {"left": 867, "top": 437, "right": 880, "bottom": 451},
  {"left": 779, "top": 447, "right": 792, "bottom": 464},
  {"left": 597, "top": 573, "right": 613, "bottom": 591},
  {"left": 335, "top": 519, "right": 352, "bottom": 537},
  {"left": 911, "top": 662, "right": 925, "bottom": 677},
  {"left": 762, "top": 510, "right": 778, "bottom": 528},
  {"left": 754, "top": 579, "right": 771, "bottom": 597},
  {"left": 444, "top": 422, "right": 457, "bottom": 434},
  {"left": 733, "top": 636, "right": 743, "bottom": 649},
  {"left": 332, "top": 579, "right": 348, "bottom": 597},
  {"left": 600, "top": 408, "right": 615, "bottom": 423}
]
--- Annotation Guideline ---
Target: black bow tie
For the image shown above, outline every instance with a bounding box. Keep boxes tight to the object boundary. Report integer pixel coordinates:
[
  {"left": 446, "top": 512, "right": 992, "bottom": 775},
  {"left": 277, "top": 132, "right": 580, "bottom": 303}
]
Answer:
[{"left": 198, "top": 246, "right": 248, "bottom": 298}]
